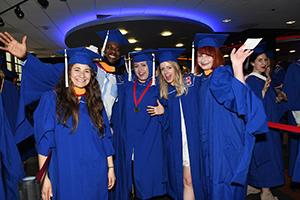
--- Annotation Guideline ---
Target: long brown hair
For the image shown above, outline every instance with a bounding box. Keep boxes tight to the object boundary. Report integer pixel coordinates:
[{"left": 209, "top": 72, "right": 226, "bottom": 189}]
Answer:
[
  {"left": 197, "top": 46, "right": 225, "bottom": 70},
  {"left": 158, "top": 61, "right": 187, "bottom": 99},
  {"left": 0, "top": 70, "right": 4, "bottom": 93},
  {"left": 55, "top": 64, "right": 105, "bottom": 135}
]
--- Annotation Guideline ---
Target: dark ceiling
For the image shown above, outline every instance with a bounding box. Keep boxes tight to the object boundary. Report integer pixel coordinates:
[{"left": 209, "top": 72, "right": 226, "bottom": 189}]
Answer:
[{"left": 0, "top": 0, "right": 300, "bottom": 61}]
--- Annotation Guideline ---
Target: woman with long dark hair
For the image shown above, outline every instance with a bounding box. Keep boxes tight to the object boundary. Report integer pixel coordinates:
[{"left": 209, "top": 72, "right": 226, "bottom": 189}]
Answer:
[
  {"left": 34, "top": 48, "right": 115, "bottom": 200},
  {"left": 246, "top": 46, "right": 285, "bottom": 200}
]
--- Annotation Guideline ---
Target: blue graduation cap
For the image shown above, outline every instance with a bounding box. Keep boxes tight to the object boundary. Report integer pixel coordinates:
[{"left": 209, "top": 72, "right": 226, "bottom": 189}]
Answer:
[
  {"left": 156, "top": 48, "right": 185, "bottom": 63},
  {"left": 266, "top": 50, "right": 275, "bottom": 59},
  {"left": 97, "top": 29, "right": 129, "bottom": 56},
  {"left": 253, "top": 42, "right": 267, "bottom": 55},
  {"left": 191, "top": 33, "right": 228, "bottom": 74},
  {"left": 131, "top": 49, "right": 156, "bottom": 63},
  {"left": 194, "top": 33, "right": 229, "bottom": 48},
  {"left": 130, "top": 49, "right": 157, "bottom": 85},
  {"left": 97, "top": 29, "right": 129, "bottom": 46},
  {"left": 57, "top": 47, "right": 101, "bottom": 87},
  {"left": 57, "top": 47, "right": 100, "bottom": 71}
]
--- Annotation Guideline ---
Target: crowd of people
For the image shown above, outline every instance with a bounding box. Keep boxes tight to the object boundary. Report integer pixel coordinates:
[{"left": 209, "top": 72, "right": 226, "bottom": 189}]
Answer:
[{"left": 0, "top": 29, "right": 299, "bottom": 200}]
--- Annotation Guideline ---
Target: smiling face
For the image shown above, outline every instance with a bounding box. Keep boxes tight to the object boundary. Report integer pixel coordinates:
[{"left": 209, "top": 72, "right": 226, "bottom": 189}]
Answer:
[
  {"left": 251, "top": 53, "right": 269, "bottom": 74},
  {"left": 197, "top": 52, "right": 214, "bottom": 71},
  {"left": 70, "top": 64, "right": 91, "bottom": 88},
  {"left": 104, "top": 41, "right": 121, "bottom": 64},
  {"left": 159, "top": 61, "right": 176, "bottom": 85},
  {"left": 133, "top": 61, "right": 149, "bottom": 83}
]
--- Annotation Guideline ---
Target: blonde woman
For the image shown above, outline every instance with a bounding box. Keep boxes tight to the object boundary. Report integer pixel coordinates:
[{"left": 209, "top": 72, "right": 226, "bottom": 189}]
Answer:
[{"left": 157, "top": 48, "right": 202, "bottom": 200}]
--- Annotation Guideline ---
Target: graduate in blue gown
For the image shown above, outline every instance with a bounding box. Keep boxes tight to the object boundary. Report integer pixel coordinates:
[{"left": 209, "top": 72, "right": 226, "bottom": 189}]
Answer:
[
  {"left": 194, "top": 33, "right": 268, "bottom": 200},
  {"left": 283, "top": 59, "right": 300, "bottom": 183},
  {"left": 33, "top": 48, "right": 115, "bottom": 200},
  {"left": 0, "top": 79, "right": 24, "bottom": 199},
  {"left": 1, "top": 71, "right": 36, "bottom": 160},
  {"left": 0, "top": 70, "right": 19, "bottom": 134},
  {"left": 245, "top": 46, "right": 285, "bottom": 200},
  {"left": 116, "top": 50, "right": 168, "bottom": 199},
  {"left": 156, "top": 48, "right": 202, "bottom": 200},
  {"left": 0, "top": 31, "right": 128, "bottom": 143}
]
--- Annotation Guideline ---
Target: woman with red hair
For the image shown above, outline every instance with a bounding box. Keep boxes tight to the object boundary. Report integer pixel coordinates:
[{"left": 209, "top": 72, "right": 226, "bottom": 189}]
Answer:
[{"left": 195, "top": 33, "right": 268, "bottom": 200}]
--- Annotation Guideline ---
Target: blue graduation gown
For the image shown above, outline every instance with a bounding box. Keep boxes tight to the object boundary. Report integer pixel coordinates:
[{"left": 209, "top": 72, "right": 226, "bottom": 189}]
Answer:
[
  {"left": 198, "top": 66, "right": 268, "bottom": 200},
  {"left": 16, "top": 54, "right": 124, "bottom": 142},
  {"left": 0, "top": 97, "right": 25, "bottom": 200},
  {"left": 117, "top": 79, "right": 167, "bottom": 199},
  {"left": 34, "top": 91, "right": 114, "bottom": 200},
  {"left": 271, "top": 65, "right": 286, "bottom": 88},
  {"left": 165, "top": 74, "right": 202, "bottom": 200},
  {"left": 109, "top": 75, "right": 128, "bottom": 200},
  {"left": 246, "top": 74, "right": 285, "bottom": 187},
  {"left": 283, "top": 61, "right": 300, "bottom": 182},
  {"left": 1, "top": 81, "right": 19, "bottom": 133},
  {"left": 1, "top": 80, "right": 35, "bottom": 160},
  {"left": 15, "top": 54, "right": 62, "bottom": 143},
  {"left": 21, "top": 54, "right": 63, "bottom": 105}
]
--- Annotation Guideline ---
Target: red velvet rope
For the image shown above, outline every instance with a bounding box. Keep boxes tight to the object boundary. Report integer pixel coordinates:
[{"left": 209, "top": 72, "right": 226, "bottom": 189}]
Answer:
[
  {"left": 268, "top": 122, "right": 300, "bottom": 134},
  {"left": 35, "top": 151, "right": 52, "bottom": 183}
]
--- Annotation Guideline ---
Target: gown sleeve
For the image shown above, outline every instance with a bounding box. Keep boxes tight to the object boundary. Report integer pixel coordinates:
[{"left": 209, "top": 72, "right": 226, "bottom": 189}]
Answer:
[
  {"left": 210, "top": 67, "right": 269, "bottom": 185},
  {"left": 210, "top": 65, "right": 248, "bottom": 116},
  {"left": 101, "top": 109, "right": 115, "bottom": 157},
  {"left": 283, "top": 62, "right": 300, "bottom": 111},
  {"left": 21, "top": 54, "right": 63, "bottom": 105},
  {"left": 157, "top": 97, "right": 169, "bottom": 133},
  {"left": 33, "top": 91, "right": 56, "bottom": 156},
  {"left": 210, "top": 66, "right": 268, "bottom": 135}
]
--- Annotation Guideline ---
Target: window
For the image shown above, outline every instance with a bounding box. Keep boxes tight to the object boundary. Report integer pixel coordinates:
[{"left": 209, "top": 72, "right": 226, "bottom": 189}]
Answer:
[{"left": 5, "top": 52, "right": 22, "bottom": 85}]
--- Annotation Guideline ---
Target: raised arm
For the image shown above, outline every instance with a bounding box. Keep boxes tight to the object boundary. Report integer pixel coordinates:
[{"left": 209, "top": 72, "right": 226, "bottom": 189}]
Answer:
[
  {"left": 230, "top": 45, "right": 253, "bottom": 84},
  {"left": 0, "top": 32, "right": 27, "bottom": 60}
]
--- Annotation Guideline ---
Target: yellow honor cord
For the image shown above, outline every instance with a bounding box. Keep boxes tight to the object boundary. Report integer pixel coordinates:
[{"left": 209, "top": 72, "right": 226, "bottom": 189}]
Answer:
[
  {"left": 73, "top": 87, "right": 86, "bottom": 96},
  {"left": 99, "top": 61, "right": 116, "bottom": 73},
  {"left": 204, "top": 69, "right": 213, "bottom": 76}
]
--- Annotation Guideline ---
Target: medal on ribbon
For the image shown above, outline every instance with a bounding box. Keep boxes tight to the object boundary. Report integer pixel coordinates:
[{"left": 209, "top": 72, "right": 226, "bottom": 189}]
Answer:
[{"left": 133, "top": 80, "right": 152, "bottom": 113}]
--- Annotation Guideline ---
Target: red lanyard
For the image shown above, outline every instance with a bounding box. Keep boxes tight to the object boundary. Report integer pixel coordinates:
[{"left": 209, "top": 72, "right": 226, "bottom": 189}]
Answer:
[{"left": 133, "top": 80, "right": 152, "bottom": 111}]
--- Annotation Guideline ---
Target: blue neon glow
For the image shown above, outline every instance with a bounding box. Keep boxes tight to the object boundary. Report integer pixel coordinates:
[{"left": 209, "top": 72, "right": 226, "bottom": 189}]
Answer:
[{"left": 54, "top": 7, "right": 221, "bottom": 47}]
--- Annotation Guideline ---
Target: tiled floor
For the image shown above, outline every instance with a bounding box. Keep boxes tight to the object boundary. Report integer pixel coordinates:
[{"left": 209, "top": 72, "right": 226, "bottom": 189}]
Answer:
[{"left": 23, "top": 157, "right": 300, "bottom": 200}]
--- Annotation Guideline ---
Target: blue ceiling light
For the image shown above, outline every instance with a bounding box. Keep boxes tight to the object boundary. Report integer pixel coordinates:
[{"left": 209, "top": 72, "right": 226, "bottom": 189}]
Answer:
[{"left": 54, "top": 7, "right": 220, "bottom": 46}]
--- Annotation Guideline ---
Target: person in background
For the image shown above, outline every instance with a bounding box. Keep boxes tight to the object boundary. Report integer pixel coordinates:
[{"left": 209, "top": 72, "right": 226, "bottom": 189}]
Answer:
[
  {"left": 0, "top": 66, "right": 19, "bottom": 134},
  {"left": 157, "top": 48, "right": 202, "bottom": 200},
  {"left": 0, "top": 51, "right": 36, "bottom": 161},
  {"left": 265, "top": 50, "right": 288, "bottom": 103},
  {"left": 34, "top": 48, "right": 115, "bottom": 200},
  {"left": 283, "top": 59, "right": 300, "bottom": 184},
  {"left": 0, "top": 70, "right": 24, "bottom": 200},
  {"left": 195, "top": 33, "right": 268, "bottom": 200},
  {"left": 246, "top": 45, "right": 285, "bottom": 200}
]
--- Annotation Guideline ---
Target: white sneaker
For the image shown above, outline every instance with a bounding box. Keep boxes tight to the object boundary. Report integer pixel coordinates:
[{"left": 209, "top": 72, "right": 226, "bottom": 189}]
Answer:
[
  {"left": 247, "top": 185, "right": 261, "bottom": 196},
  {"left": 260, "top": 192, "right": 279, "bottom": 200}
]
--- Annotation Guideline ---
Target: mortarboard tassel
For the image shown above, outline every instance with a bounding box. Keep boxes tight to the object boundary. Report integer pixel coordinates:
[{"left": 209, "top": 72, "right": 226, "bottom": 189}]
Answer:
[
  {"left": 151, "top": 53, "right": 155, "bottom": 86},
  {"left": 124, "top": 56, "right": 131, "bottom": 82},
  {"left": 101, "top": 30, "right": 110, "bottom": 57},
  {"left": 191, "top": 42, "right": 195, "bottom": 74},
  {"left": 128, "top": 53, "right": 132, "bottom": 82},
  {"left": 64, "top": 49, "right": 69, "bottom": 87},
  {"left": 124, "top": 56, "right": 128, "bottom": 72}
]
